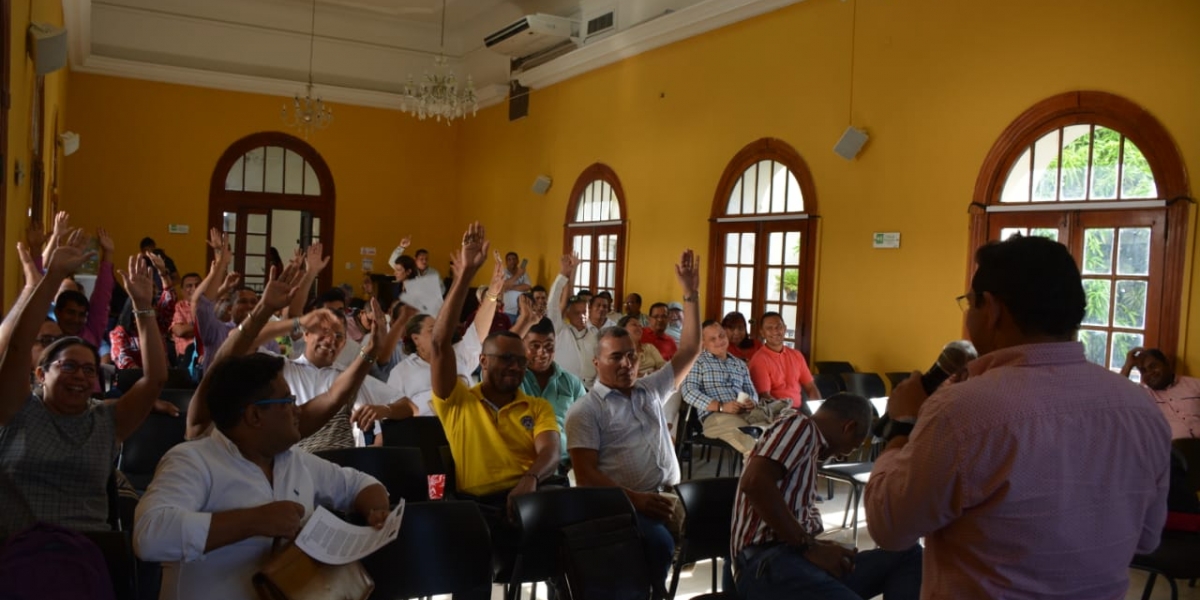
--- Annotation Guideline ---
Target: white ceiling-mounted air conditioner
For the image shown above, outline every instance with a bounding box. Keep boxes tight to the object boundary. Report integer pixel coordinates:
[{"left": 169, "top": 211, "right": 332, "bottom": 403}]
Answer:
[{"left": 485, "top": 14, "right": 579, "bottom": 57}]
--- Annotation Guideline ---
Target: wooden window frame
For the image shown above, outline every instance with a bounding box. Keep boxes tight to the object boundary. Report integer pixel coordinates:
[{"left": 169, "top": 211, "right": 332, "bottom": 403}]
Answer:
[
  {"left": 707, "top": 138, "right": 819, "bottom": 356},
  {"left": 970, "top": 91, "right": 1191, "bottom": 361},
  {"left": 563, "top": 163, "right": 627, "bottom": 302},
  {"left": 0, "top": 0, "right": 10, "bottom": 294}
]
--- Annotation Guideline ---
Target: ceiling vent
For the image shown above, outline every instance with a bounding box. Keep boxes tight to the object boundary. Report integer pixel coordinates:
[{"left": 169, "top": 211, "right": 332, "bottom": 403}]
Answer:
[
  {"left": 485, "top": 14, "right": 579, "bottom": 57},
  {"left": 585, "top": 11, "right": 615, "bottom": 40}
]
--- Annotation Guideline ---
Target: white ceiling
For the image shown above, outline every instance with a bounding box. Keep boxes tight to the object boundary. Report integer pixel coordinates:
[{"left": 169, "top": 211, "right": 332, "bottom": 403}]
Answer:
[{"left": 63, "top": 0, "right": 802, "bottom": 111}]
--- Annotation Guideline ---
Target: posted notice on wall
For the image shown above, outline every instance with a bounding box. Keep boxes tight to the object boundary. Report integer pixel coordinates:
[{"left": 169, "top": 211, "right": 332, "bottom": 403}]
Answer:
[
  {"left": 873, "top": 232, "right": 901, "bottom": 249},
  {"left": 294, "top": 501, "right": 405, "bottom": 565}
]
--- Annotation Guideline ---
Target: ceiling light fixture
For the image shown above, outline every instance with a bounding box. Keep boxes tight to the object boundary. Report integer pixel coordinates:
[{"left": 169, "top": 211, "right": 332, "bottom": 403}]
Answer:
[
  {"left": 400, "top": 0, "right": 478, "bottom": 124},
  {"left": 281, "top": 0, "right": 333, "bottom": 137}
]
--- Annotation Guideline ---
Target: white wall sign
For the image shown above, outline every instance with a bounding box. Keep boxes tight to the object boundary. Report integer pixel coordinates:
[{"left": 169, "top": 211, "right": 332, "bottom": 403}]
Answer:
[{"left": 873, "top": 232, "right": 900, "bottom": 249}]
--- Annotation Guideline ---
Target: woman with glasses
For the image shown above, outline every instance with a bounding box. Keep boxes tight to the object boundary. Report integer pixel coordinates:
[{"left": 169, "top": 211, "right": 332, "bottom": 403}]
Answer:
[{"left": 0, "top": 234, "right": 167, "bottom": 540}]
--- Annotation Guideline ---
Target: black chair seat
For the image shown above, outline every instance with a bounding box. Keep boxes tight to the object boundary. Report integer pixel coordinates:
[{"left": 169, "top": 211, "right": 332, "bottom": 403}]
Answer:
[
  {"left": 314, "top": 447, "right": 429, "bottom": 503},
  {"left": 841, "top": 373, "right": 887, "bottom": 399},
  {"left": 119, "top": 413, "right": 188, "bottom": 492},
  {"left": 380, "top": 417, "right": 451, "bottom": 474},
  {"left": 363, "top": 501, "right": 492, "bottom": 599},
  {"left": 1130, "top": 532, "right": 1200, "bottom": 600}
]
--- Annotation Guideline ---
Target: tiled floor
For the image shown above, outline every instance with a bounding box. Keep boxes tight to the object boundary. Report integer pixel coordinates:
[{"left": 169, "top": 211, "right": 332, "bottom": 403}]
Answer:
[{"left": 453, "top": 453, "right": 1198, "bottom": 600}]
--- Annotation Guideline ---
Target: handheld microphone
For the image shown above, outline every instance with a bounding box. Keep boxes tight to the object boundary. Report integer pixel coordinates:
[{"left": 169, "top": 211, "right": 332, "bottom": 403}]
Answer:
[{"left": 917, "top": 340, "right": 978, "bottom": 395}]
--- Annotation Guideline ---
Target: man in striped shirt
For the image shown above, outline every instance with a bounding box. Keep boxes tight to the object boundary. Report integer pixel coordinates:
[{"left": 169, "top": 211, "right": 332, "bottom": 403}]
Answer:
[{"left": 731, "top": 393, "right": 922, "bottom": 599}]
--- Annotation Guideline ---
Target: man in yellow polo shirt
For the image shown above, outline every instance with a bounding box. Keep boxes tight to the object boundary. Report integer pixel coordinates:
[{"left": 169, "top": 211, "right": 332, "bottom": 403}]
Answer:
[{"left": 430, "top": 222, "right": 561, "bottom": 583}]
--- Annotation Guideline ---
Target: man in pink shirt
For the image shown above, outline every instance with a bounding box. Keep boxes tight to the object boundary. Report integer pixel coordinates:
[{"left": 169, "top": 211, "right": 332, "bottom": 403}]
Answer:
[
  {"left": 866, "top": 235, "right": 1171, "bottom": 599},
  {"left": 1121, "top": 347, "right": 1200, "bottom": 439},
  {"left": 170, "top": 272, "right": 202, "bottom": 360},
  {"left": 748, "top": 312, "right": 821, "bottom": 409}
]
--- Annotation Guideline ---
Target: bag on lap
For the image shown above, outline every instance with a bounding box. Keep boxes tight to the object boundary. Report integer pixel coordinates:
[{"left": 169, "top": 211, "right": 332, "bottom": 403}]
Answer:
[{"left": 0, "top": 522, "right": 116, "bottom": 600}]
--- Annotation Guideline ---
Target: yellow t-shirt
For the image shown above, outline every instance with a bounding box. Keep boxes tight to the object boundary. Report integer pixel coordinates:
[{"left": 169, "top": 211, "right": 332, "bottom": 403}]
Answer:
[{"left": 432, "top": 380, "right": 559, "bottom": 497}]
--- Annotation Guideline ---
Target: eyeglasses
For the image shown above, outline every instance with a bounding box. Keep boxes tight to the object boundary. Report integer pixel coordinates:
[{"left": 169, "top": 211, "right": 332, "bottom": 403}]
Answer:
[
  {"left": 51, "top": 359, "right": 98, "bottom": 377},
  {"left": 485, "top": 353, "right": 529, "bottom": 368},
  {"left": 36, "top": 334, "right": 62, "bottom": 347}
]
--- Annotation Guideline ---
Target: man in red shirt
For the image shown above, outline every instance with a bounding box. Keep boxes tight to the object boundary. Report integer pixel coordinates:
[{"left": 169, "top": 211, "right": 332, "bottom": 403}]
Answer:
[
  {"left": 748, "top": 312, "right": 821, "bottom": 409},
  {"left": 640, "top": 302, "right": 678, "bottom": 360}
]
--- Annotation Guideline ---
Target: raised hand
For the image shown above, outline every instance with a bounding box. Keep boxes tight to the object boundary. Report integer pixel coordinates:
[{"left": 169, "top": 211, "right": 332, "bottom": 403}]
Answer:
[
  {"left": 207, "top": 228, "right": 230, "bottom": 263},
  {"left": 460, "top": 222, "right": 489, "bottom": 270},
  {"left": 25, "top": 221, "right": 46, "bottom": 252},
  {"left": 97, "top": 228, "right": 115, "bottom": 260},
  {"left": 16, "top": 242, "right": 42, "bottom": 288},
  {"left": 487, "top": 252, "right": 506, "bottom": 297},
  {"left": 46, "top": 229, "right": 93, "bottom": 276},
  {"left": 559, "top": 253, "right": 581, "bottom": 277},
  {"left": 399, "top": 234, "right": 412, "bottom": 250},
  {"left": 51, "top": 211, "right": 70, "bottom": 238},
  {"left": 674, "top": 249, "right": 700, "bottom": 296},
  {"left": 363, "top": 298, "right": 387, "bottom": 354},
  {"left": 304, "top": 242, "right": 329, "bottom": 274},
  {"left": 216, "top": 272, "right": 242, "bottom": 300},
  {"left": 288, "top": 247, "right": 304, "bottom": 270},
  {"left": 260, "top": 262, "right": 304, "bottom": 312},
  {"left": 119, "top": 254, "right": 155, "bottom": 310},
  {"left": 517, "top": 293, "right": 538, "bottom": 320}
]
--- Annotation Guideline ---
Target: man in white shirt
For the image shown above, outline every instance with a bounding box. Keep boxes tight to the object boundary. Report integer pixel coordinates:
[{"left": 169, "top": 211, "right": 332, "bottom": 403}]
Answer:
[
  {"left": 501, "top": 251, "right": 532, "bottom": 323},
  {"left": 135, "top": 352, "right": 390, "bottom": 600},
  {"left": 548, "top": 254, "right": 598, "bottom": 387}
]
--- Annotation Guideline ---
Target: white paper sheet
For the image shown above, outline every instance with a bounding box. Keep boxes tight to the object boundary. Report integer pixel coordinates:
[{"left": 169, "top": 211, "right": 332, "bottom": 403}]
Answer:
[
  {"left": 294, "top": 501, "right": 405, "bottom": 565},
  {"left": 399, "top": 275, "right": 444, "bottom": 316}
]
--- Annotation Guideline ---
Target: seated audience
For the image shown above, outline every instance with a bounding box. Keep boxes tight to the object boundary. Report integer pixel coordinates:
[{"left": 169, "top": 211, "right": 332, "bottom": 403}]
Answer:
[
  {"left": 588, "top": 293, "right": 616, "bottom": 330},
  {"left": 548, "top": 254, "right": 598, "bottom": 387},
  {"left": 622, "top": 292, "right": 649, "bottom": 327},
  {"left": 865, "top": 235, "right": 1170, "bottom": 598},
  {"left": 683, "top": 320, "right": 789, "bottom": 455},
  {"left": 733, "top": 393, "right": 922, "bottom": 599},
  {"left": 621, "top": 315, "right": 666, "bottom": 377},
  {"left": 501, "top": 251, "right": 532, "bottom": 323},
  {"left": 723, "top": 311, "right": 763, "bottom": 363},
  {"left": 748, "top": 312, "right": 820, "bottom": 408},
  {"left": 134, "top": 352, "right": 389, "bottom": 600},
  {"left": 566, "top": 249, "right": 702, "bottom": 587},
  {"left": 1, "top": 238, "right": 166, "bottom": 539},
  {"left": 530, "top": 285, "right": 549, "bottom": 318},
  {"left": 641, "top": 302, "right": 678, "bottom": 360},
  {"left": 191, "top": 230, "right": 280, "bottom": 369},
  {"left": 52, "top": 228, "right": 115, "bottom": 350},
  {"left": 171, "top": 271, "right": 202, "bottom": 365},
  {"left": 389, "top": 235, "right": 445, "bottom": 295},
  {"left": 110, "top": 252, "right": 177, "bottom": 369},
  {"left": 1122, "top": 346, "right": 1199, "bottom": 439},
  {"left": 665, "top": 302, "right": 684, "bottom": 343},
  {"left": 520, "top": 317, "right": 587, "bottom": 470}
]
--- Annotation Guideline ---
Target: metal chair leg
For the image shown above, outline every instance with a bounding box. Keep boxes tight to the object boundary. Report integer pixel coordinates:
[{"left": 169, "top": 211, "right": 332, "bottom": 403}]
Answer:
[{"left": 1139, "top": 572, "right": 1156, "bottom": 600}]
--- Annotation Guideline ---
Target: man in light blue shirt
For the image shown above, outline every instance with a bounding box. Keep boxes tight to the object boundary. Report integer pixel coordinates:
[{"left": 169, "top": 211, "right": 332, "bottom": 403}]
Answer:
[{"left": 519, "top": 318, "right": 587, "bottom": 470}]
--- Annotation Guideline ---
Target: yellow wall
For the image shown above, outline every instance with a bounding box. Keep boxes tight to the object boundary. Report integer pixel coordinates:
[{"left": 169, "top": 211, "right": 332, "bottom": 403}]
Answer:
[
  {"left": 61, "top": 73, "right": 462, "bottom": 292},
  {"left": 4, "top": 0, "right": 67, "bottom": 302},
  {"left": 456, "top": 0, "right": 1200, "bottom": 375},
  {"left": 42, "top": 0, "right": 1200, "bottom": 375}
]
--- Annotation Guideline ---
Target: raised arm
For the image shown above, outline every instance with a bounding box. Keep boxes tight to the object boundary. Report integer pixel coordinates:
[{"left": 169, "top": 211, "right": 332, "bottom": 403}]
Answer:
[
  {"left": 1120, "top": 346, "right": 1146, "bottom": 379},
  {"left": 431, "top": 223, "right": 489, "bottom": 400},
  {"left": 287, "top": 242, "right": 329, "bottom": 321},
  {"left": 387, "top": 235, "right": 412, "bottom": 267},
  {"left": 509, "top": 294, "right": 539, "bottom": 338},
  {"left": 0, "top": 233, "right": 92, "bottom": 425},
  {"left": 84, "top": 228, "right": 117, "bottom": 346},
  {"left": 0, "top": 242, "right": 46, "bottom": 355},
  {"left": 113, "top": 255, "right": 169, "bottom": 441},
  {"left": 669, "top": 250, "right": 702, "bottom": 389},
  {"left": 196, "top": 229, "right": 232, "bottom": 303},
  {"left": 40, "top": 211, "right": 69, "bottom": 271},
  {"left": 297, "top": 299, "right": 385, "bottom": 437},
  {"left": 471, "top": 254, "right": 506, "bottom": 343}
]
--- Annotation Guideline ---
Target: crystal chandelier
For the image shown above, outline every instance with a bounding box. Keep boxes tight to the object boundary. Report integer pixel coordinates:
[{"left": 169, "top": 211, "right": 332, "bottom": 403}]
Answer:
[
  {"left": 281, "top": 0, "right": 333, "bottom": 137},
  {"left": 400, "top": 0, "right": 478, "bottom": 123}
]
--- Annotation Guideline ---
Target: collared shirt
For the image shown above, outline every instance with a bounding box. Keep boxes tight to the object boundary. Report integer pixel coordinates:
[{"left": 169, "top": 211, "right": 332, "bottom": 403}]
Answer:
[
  {"left": 282, "top": 354, "right": 401, "bottom": 448},
  {"left": 748, "top": 345, "right": 814, "bottom": 407},
  {"left": 641, "top": 328, "right": 678, "bottom": 361},
  {"left": 729, "top": 414, "right": 826, "bottom": 569},
  {"left": 547, "top": 274, "right": 597, "bottom": 387},
  {"left": 432, "top": 380, "right": 558, "bottom": 497},
  {"left": 133, "top": 430, "right": 380, "bottom": 600},
  {"left": 521, "top": 364, "right": 587, "bottom": 461},
  {"left": 502, "top": 270, "right": 531, "bottom": 314},
  {"left": 865, "top": 342, "right": 1171, "bottom": 600},
  {"left": 665, "top": 323, "right": 683, "bottom": 343},
  {"left": 171, "top": 299, "right": 195, "bottom": 357},
  {"left": 384, "top": 323, "right": 482, "bottom": 417},
  {"left": 1145, "top": 375, "right": 1200, "bottom": 439},
  {"left": 565, "top": 365, "right": 679, "bottom": 492},
  {"left": 682, "top": 350, "right": 757, "bottom": 420},
  {"left": 193, "top": 295, "right": 279, "bottom": 367}
]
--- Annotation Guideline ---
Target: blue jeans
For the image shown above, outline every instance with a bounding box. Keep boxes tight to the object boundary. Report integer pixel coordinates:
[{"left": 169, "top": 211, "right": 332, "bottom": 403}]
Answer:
[
  {"left": 735, "top": 543, "right": 922, "bottom": 600},
  {"left": 636, "top": 513, "right": 675, "bottom": 586}
]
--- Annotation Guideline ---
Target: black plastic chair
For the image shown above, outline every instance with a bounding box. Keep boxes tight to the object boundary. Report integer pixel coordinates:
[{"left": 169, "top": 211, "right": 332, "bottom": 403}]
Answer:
[
  {"left": 841, "top": 373, "right": 887, "bottom": 398},
  {"left": 817, "top": 462, "right": 873, "bottom": 543},
  {"left": 812, "top": 373, "right": 844, "bottom": 397},
  {"left": 119, "top": 413, "right": 188, "bottom": 492},
  {"left": 363, "top": 500, "right": 493, "bottom": 599},
  {"left": 885, "top": 371, "right": 913, "bottom": 390},
  {"left": 1173, "top": 438, "right": 1200, "bottom": 496},
  {"left": 813, "top": 361, "right": 855, "bottom": 376},
  {"left": 668, "top": 477, "right": 739, "bottom": 599},
  {"left": 81, "top": 530, "right": 137, "bottom": 600},
  {"left": 380, "top": 418, "right": 451, "bottom": 477},
  {"left": 510, "top": 487, "right": 642, "bottom": 600},
  {"left": 1130, "top": 532, "right": 1200, "bottom": 600},
  {"left": 158, "top": 388, "right": 195, "bottom": 412},
  {"left": 675, "top": 405, "right": 741, "bottom": 479},
  {"left": 115, "top": 368, "right": 196, "bottom": 391},
  {"left": 314, "top": 447, "right": 429, "bottom": 503}
]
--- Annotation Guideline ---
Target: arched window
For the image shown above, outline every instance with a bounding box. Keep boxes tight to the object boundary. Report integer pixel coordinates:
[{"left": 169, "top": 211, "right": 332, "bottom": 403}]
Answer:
[
  {"left": 971, "top": 91, "right": 1190, "bottom": 370},
  {"left": 563, "top": 164, "right": 626, "bottom": 300},
  {"left": 708, "top": 138, "right": 818, "bottom": 354},
  {"left": 209, "top": 132, "right": 335, "bottom": 292}
]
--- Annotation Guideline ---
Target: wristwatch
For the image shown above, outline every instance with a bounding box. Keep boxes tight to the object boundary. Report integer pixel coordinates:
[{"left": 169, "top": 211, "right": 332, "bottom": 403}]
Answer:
[{"left": 881, "top": 417, "right": 916, "bottom": 441}]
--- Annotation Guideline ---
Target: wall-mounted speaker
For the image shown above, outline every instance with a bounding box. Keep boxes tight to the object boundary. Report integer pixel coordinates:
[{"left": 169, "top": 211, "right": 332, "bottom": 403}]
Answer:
[
  {"left": 28, "top": 23, "right": 68, "bottom": 76},
  {"left": 833, "top": 126, "right": 869, "bottom": 161},
  {"left": 531, "top": 175, "right": 552, "bottom": 195},
  {"left": 509, "top": 81, "right": 530, "bottom": 122}
]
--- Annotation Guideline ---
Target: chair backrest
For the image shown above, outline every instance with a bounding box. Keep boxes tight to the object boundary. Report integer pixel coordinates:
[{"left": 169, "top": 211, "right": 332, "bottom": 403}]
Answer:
[
  {"left": 118, "top": 413, "right": 188, "bottom": 491},
  {"left": 114, "top": 368, "right": 196, "bottom": 392},
  {"left": 884, "top": 371, "right": 912, "bottom": 390},
  {"left": 158, "top": 388, "right": 194, "bottom": 412},
  {"left": 511, "top": 487, "right": 637, "bottom": 584},
  {"left": 676, "top": 477, "right": 739, "bottom": 564},
  {"left": 380, "top": 417, "right": 451, "bottom": 475},
  {"left": 814, "top": 361, "right": 855, "bottom": 375},
  {"left": 812, "top": 373, "right": 843, "bottom": 398},
  {"left": 1173, "top": 438, "right": 1200, "bottom": 495},
  {"left": 841, "top": 373, "right": 887, "bottom": 399},
  {"left": 362, "top": 501, "right": 492, "bottom": 599},
  {"left": 314, "top": 447, "right": 429, "bottom": 503}
]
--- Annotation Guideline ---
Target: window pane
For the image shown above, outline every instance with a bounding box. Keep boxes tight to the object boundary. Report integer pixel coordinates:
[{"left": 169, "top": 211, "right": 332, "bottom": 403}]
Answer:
[
  {"left": 785, "top": 171, "right": 803, "bottom": 212},
  {"left": 223, "top": 212, "right": 237, "bottom": 232},
  {"left": 605, "top": 263, "right": 615, "bottom": 290},
  {"left": 1031, "top": 129, "right": 1059, "bottom": 202},
  {"left": 244, "top": 147, "right": 265, "bottom": 193},
  {"left": 242, "top": 276, "right": 264, "bottom": 292},
  {"left": 1078, "top": 329, "right": 1108, "bottom": 367},
  {"left": 311, "top": 217, "right": 320, "bottom": 237},
  {"left": 770, "top": 162, "right": 787, "bottom": 213},
  {"left": 1030, "top": 228, "right": 1059, "bottom": 241},
  {"left": 1081, "top": 278, "right": 1111, "bottom": 326},
  {"left": 304, "top": 163, "right": 320, "bottom": 195},
  {"left": 781, "top": 304, "right": 798, "bottom": 335},
  {"left": 1000, "top": 147, "right": 1032, "bottom": 203},
  {"left": 1111, "top": 332, "right": 1144, "bottom": 371},
  {"left": 781, "top": 268, "right": 800, "bottom": 301},
  {"left": 1116, "top": 227, "right": 1151, "bottom": 276},
  {"left": 740, "top": 234, "right": 756, "bottom": 265},
  {"left": 245, "top": 256, "right": 266, "bottom": 277},
  {"left": 245, "top": 235, "right": 266, "bottom": 255},
  {"left": 767, "top": 268, "right": 782, "bottom": 302},
  {"left": 1090, "top": 127, "right": 1120, "bottom": 199},
  {"left": 578, "top": 263, "right": 591, "bottom": 289},
  {"left": 264, "top": 146, "right": 285, "bottom": 193},
  {"left": 284, "top": 150, "right": 305, "bottom": 195},
  {"left": 737, "top": 301, "right": 753, "bottom": 321},
  {"left": 1120, "top": 138, "right": 1157, "bottom": 199},
  {"left": 727, "top": 179, "right": 743, "bottom": 215},
  {"left": 225, "top": 156, "right": 245, "bottom": 191},
  {"left": 756, "top": 161, "right": 772, "bottom": 213},
  {"left": 1058, "top": 125, "right": 1090, "bottom": 201},
  {"left": 1113, "top": 280, "right": 1147, "bottom": 330},
  {"left": 723, "top": 300, "right": 737, "bottom": 318},
  {"left": 1082, "top": 228, "right": 1114, "bottom": 275},
  {"left": 247, "top": 214, "right": 268, "bottom": 235},
  {"left": 724, "top": 267, "right": 738, "bottom": 298},
  {"left": 742, "top": 167, "right": 758, "bottom": 214},
  {"left": 725, "top": 233, "right": 740, "bottom": 264},
  {"left": 784, "top": 232, "right": 801, "bottom": 266},
  {"left": 738, "top": 267, "right": 754, "bottom": 300},
  {"left": 1000, "top": 227, "right": 1027, "bottom": 240}
]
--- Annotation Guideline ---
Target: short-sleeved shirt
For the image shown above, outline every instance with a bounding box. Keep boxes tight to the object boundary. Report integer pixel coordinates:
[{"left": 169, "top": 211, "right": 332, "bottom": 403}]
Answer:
[
  {"left": 281, "top": 354, "right": 401, "bottom": 449},
  {"left": 682, "top": 350, "right": 757, "bottom": 420},
  {"left": 1146, "top": 375, "right": 1200, "bottom": 439},
  {"left": 432, "top": 380, "right": 559, "bottom": 497},
  {"left": 641, "top": 329, "right": 678, "bottom": 361},
  {"left": 521, "top": 364, "right": 587, "bottom": 461},
  {"left": 565, "top": 365, "right": 679, "bottom": 492},
  {"left": 748, "top": 345, "right": 814, "bottom": 407},
  {"left": 0, "top": 396, "right": 118, "bottom": 539},
  {"left": 502, "top": 270, "right": 531, "bottom": 314},
  {"left": 385, "top": 324, "right": 482, "bottom": 417}
]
